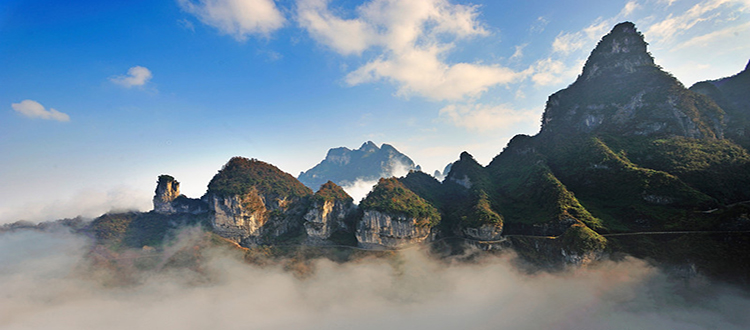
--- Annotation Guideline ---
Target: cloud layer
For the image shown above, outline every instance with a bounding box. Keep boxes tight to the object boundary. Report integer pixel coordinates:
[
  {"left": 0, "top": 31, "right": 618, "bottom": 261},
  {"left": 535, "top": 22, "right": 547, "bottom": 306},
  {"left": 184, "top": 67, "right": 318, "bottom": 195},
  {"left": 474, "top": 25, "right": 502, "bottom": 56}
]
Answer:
[
  {"left": 1, "top": 228, "right": 749, "bottom": 330},
  {"left": 109, "top": 66, "right": 153, "bottom": 88},
  {"left": 178, "top": 0, "right": 286, "bottom": 40},
  {"left": 439, "top": 103, "right": 538, "bottom": 132},
  {"left": 298, "top": 0, "right": 524, "bottom": 101},
  {"left": 11, "top": 100, "right": 70, "bottom": 122}
]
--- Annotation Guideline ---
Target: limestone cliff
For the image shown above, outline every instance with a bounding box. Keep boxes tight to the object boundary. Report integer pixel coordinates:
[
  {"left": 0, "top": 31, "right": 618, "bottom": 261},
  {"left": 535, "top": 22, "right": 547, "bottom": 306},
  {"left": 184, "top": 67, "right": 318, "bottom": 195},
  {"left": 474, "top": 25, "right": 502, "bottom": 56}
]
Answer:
[
  {"left": 152, "top": 175, "right": 207, "bottom": 214},
  {"left": 206, "top": 157, "right": 312, "bottom": 245},
  {"left": 153, "top": 175, "right": 180, "bottom": 214},
  {"left": 357, "top": 178, "right": 440, "bottom": 248},
  {"left": 355, "top": 210, "right": 433, "bottom": 249},
  {"left": 303, "top": 181, "right": 354, "bottom": 242}
]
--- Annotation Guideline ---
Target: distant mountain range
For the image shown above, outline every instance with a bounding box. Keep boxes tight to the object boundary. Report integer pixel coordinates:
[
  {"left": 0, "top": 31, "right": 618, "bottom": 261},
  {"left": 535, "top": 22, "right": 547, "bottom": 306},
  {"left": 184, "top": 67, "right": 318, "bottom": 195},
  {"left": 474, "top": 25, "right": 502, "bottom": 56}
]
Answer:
[
  {"left": 297, "top": 141, "right": 419, "bottom": 190},
  {"left": 7, "top": 22, "right": 750, "bottom": 285}
]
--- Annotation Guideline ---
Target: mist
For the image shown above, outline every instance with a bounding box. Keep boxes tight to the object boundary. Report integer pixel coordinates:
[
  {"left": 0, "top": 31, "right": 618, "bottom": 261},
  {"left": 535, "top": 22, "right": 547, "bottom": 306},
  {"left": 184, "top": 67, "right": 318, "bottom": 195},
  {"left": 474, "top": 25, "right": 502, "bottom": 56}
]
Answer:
[
  {"left": 2, "top": 228, "right": 749, "bottom": 330},
  {"left": 341, "top": 159, "right": 413, "bottom": 203},
  {"left": 0, "top": 187, "right": 151, "bottom": 225}
]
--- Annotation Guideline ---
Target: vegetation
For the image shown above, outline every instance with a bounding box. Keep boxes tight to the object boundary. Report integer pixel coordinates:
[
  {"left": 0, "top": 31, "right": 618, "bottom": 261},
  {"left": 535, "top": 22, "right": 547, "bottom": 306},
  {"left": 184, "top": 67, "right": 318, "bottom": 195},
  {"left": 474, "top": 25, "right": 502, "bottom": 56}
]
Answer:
[
  {"left": 312, "top": 181, "right": 353, "bottom": 204},
  {"left": 360, "top": 178, "right": 441, "bottom": 227},
  {"left": 399, "top": 170, "right": 445, "bottom": 209},
  {"left": 208, "top": 157, "right": 312, "bottom": 198},
  {"left": 484, "top": 138, "right": 602, "bottom": 231},
  {"left": 88, "top": 211, "right": 210, "bottom": 250},
  {"left": 158, "top": 174, "right": 176, "bottom": 183},
  {"left": 559, "top": 223, "right": 607, "bottom": 254},
  {"left": 460, "top": 191, "right": 503, "bottom": 228},
  {"left": 603, "top": 135, "right": 750, "bottom": 204}
]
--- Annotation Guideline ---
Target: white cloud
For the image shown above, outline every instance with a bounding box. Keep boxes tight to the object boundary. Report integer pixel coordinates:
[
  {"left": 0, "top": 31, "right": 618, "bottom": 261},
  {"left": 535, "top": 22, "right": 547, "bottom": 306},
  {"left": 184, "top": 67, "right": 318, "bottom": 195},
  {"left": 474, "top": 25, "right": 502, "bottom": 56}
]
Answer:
[
  {"left": 297, "top": 0, "right": 525, "bottom": 101},
  {"left": 0, "top": 186, "right": 150, "bottom": 224},
  {"left": 621, "top": 1, "right": 641, "bottom": 16},
  {"left": 645, "top": 0, "right": 741, "bottom": 42},
  {"left": 510, "top": 44, "right": 526, "bottom": 61},
  {"left": 6, "top": 231, "right": 748, "bottom": 330},
  {"left": 178, "top": 0, "right": 286, "bottom": 40},
  {"left": 109, "top": 66, "right": 153, "bottom": 88},
  {"left": 11, "top": 100, "right": 70, "bottom": 122},
  {"left": 296, "top": 0, "right": 376, "bottom": 55},
  {"left": 530, "top": 16, "right": 549, "bottom": 34},
  {"left": 552, "top": 18, "right": 614, "bottom": 56},
  {"left": 673, "top": 21, "right": 750, "bottom": 50},
  {"left": 551, "top": 31, "right": 586, "bottom": 55},
  {"left": 531, "top": 57, "right": 583, "bottom": 87},
  {"left": 340, "top": 155, "right": 412, "bottom": 204},
  {"left": 439, "top": 103, "right": 538, "bottom": 132}
]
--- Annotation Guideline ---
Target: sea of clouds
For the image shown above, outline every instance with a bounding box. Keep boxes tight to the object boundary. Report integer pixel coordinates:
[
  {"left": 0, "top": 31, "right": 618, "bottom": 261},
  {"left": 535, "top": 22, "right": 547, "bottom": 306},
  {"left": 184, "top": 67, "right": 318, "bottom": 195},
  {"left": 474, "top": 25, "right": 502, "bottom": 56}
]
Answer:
[{"left": 1, "top": 227, "right": 749, "bottom": 330}]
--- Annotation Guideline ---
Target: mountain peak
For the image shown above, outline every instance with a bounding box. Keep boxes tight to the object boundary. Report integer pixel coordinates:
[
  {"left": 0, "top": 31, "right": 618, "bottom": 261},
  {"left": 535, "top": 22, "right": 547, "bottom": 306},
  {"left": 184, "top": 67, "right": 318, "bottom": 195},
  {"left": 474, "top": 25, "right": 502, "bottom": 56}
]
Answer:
[
  {"left": 299, "top": 142, "right": 417, "bottom": 189},
  {"left": 540, "top": 21, "right": 724, "bottom": 140},
  {"left": 360, "top": 141, "right": 379, "bottom": 152},
  {"left": 579, "top": 21, "right": 654, "bottom": 81}
]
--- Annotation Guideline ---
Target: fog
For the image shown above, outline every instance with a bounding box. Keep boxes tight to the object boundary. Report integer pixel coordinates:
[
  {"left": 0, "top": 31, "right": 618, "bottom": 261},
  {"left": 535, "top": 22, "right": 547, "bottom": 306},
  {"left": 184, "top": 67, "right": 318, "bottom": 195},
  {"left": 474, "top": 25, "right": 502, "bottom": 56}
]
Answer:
[
  {"left": 341, "top": 159, "right": 413, "bottom": 204},
  {"left": 0, "top": 187, "right": 151, "bottom": 225},
  {"left": 2, "top": 228, "right": 749, "bottom": 330}
]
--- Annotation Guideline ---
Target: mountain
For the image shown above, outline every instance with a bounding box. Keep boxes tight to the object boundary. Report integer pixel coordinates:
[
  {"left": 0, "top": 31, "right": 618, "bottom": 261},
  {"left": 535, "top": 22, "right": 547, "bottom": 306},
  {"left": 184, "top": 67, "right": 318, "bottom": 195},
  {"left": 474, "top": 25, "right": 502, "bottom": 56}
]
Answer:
[
  {"left": 430, "top": 22, "right": 750, "bottom": 276},
  {"left": 298, "top": 141, "right": 418, "bottom": 190},
  {"left": 690, "top": 60, "right": 750, "bottom": 148},
  {"left": 205, "top": 157, "right": 313, "bottom": 245},
  {"left": 541, "top": 22, "right": 724, "bottom": 139},
  {"left": 14, "top": 21, "right": 750, "bottom": 285}
]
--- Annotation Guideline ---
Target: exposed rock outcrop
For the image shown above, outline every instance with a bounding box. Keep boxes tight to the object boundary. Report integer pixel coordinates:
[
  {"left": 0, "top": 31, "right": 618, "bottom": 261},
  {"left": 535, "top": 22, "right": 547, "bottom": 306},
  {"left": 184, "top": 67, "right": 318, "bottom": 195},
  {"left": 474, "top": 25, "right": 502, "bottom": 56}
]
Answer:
[
  {"left": 303, "top": 199, "right": 352, "bottom": 241},
  {"left": 540, "top": 22, "right": 724, "bottom": 140},
  {"left": 152, "top": 175, "right": 207, "bottom": 214},
  {"left": 206, "top": 157, "right": 312, "bottom": 245},
  {"left": 356, "top": 177, "right": 440, "bottom": 248},
  {"left": 153, "top": 175, "right": 180, "bottom": 213},
  {"left": 459, "top": 223, "right": 503, "bottom": 241},
  {"left": 355, "top": 210, "right": 433, "bottom": 249},
  {"left": 303, "top": 181, "right": 354, "bottom": 242}
]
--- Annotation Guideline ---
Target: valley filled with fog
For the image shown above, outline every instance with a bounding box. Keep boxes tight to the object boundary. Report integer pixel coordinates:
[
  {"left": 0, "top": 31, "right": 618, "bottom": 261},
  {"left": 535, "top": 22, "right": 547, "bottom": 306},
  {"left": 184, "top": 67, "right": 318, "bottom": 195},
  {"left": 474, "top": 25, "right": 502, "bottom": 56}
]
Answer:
[{"left": 1, "top": 227, "right": 748, "bottom": 330}]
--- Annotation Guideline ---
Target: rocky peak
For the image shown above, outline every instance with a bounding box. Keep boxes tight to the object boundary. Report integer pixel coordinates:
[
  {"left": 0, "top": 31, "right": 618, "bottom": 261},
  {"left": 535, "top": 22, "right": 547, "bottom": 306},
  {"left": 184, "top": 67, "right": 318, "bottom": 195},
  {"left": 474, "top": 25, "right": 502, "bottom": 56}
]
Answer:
[
  {"left": 580, "top": 22, "right": 654, "bottom": 81},
  {"left": 540, "top": 21, "right": 724, "bottom": 140},
  {"left": 152, "top": 175, "right": 208, "bottom": 215},
  {"left": 360, "top": 141, "right": 379, "bottom": 152},
  {"left": 298, "top": 141, "right": 417, "bottom": 189},
  {"left": 153, "top": 175, "right": 180, "bottom": 213},
  {"left": 325, "top": 147, "right": 352, "bottom": 166}
]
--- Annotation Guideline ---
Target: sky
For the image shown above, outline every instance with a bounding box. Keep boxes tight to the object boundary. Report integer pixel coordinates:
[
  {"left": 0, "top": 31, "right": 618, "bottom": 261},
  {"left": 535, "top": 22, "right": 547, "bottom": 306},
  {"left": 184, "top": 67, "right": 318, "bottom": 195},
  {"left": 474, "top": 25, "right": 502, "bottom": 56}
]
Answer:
[{"left": 1, "top": 0, "right": 749, "bottom": 223}]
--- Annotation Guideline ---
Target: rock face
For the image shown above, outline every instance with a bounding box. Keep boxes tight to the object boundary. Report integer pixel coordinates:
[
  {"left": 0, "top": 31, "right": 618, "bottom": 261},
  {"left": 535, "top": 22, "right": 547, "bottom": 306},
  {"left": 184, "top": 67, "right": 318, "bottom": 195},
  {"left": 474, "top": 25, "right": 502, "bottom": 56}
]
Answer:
[
  {"left": 152, "top": 175, "right": 207, "bottom": 214},
  {"left": 356, "top": 177, "right": 440, "bottom": 248},
  {"left": 153, "top": 175, "right": 180, "bottom": 214},
  {"left": 298, "top": 141, "right": 418, "bottom": 190},
  {"left": 540, "top": 22, "right": 724, "bottom": 140},
  {"left": 303, "top": 199, "right": 352, "bottom": 240},
  {"left": 208, "top": 191, "right": 266, "bottom": 243},
  {"left": 355, "top": 210, "right": 432, "bottom": 249},
  {"left": 459, "top": 224, "right": 503, "bottom": 241},
  {"left": 206, "top": 157, "right": 312, "bottom": 245}
]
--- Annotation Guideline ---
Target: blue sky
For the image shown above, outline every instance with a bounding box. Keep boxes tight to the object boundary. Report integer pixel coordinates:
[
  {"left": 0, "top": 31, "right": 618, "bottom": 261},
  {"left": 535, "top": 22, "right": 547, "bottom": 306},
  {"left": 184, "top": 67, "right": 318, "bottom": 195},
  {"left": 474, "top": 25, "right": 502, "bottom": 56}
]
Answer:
[{"left": 1, "top": 0, "right": 749, "bottom": 222}]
